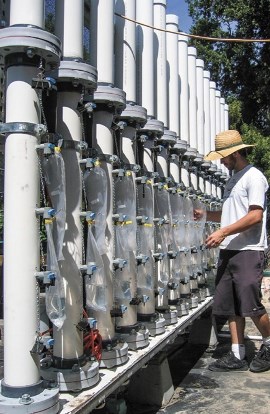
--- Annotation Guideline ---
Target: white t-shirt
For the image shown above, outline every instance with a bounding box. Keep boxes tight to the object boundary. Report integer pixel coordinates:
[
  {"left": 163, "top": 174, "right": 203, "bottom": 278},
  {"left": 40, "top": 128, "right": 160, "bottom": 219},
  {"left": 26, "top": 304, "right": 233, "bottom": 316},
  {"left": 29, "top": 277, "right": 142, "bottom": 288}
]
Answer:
[{"left": 220, "top": 164, "right": 268, "bottom": 251}]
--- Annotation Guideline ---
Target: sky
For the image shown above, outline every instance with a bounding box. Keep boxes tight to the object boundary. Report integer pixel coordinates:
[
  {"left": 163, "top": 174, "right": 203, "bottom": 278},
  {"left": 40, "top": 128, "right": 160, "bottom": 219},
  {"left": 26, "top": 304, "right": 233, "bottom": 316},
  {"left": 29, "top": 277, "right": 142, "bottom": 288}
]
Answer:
[{"left": 166, "top": 0, "right": 193, "bottom": 33}]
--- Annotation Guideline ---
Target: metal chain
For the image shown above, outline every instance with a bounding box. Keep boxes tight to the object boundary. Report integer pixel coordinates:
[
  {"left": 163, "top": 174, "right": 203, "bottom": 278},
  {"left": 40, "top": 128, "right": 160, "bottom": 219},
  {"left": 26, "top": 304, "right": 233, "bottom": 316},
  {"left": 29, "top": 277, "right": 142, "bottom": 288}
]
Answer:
[
  {"left": 111, "top": 163, "right": 116, "bottom": 301},
  {"left": 37, "top": 58, "right": 48, "bottom": 135}
]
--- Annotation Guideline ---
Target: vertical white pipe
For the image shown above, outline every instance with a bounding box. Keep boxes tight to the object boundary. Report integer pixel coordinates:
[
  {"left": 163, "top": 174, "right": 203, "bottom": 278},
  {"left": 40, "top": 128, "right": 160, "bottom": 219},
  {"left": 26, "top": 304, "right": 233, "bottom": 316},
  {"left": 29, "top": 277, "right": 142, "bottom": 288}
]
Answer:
[
  {"left": 4, "top": 67, "right": 40, "bottom": 386},
  {"left": 53, "top": 1, "right": 85, "bottom": 360},
  {"left": 187, "top": 46, "right": 197, "bottom": 148},
  {"left": 154, "top": 0, "right": 167, "bottom": 126},
  {"left": 9, "top": 0, "right": 44, "bottom": 26},
  {"left": 136, "top": 0, "right": 154, "bottom": 117},
  {"left": 196, "top": 58, "right": 204, "bottom": 155},
  {"left": 209, "top": 81, "right": 216, "bottom": 152},
  {"left": 224, "top": 103, "right": 229, "bottom": 130},
  {"left": 215, "top": 89, "right": 221, "bottom": 135},
  {"left": 166, "top": 14, "right": 179, "bottom": 136},
  {"left": 55, "top": 0, "right": 83, "bottom": 59},
  {"left": 178, "top": 35, "right": 189, "bottom": 142},
  {"left": 115, "top": 0, "right": 136, "bottom": 103},
  {"left": 220, "top": 97, "right": 225, "bottom": 132},
  {"left": 90, "top": 0, "right": 114, "bottom": 84},
  {"left": 203, "top": 70, "right": 211, "bottom": 156}
]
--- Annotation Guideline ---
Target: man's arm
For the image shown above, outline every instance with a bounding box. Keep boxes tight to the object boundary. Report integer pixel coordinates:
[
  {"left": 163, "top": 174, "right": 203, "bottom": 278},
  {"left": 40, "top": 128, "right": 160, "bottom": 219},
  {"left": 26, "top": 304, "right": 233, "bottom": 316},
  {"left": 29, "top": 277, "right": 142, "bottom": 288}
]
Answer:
[
  {"left": 205, "top": 205, "right": 263, "bottom": 248},
  {"left": 194, "top": 209, "right": 222, "bottom": 222}
]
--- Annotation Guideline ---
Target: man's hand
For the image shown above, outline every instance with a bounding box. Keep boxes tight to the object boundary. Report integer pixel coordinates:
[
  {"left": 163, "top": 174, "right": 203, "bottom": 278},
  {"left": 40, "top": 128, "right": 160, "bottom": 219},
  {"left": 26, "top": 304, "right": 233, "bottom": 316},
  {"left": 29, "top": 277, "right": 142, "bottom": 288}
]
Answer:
[
  {"left": 194, "top": 209, "right": 204, "bottom": 221},
  {"left": 205, "top": 229, "right": 226, "bottom": 248}
]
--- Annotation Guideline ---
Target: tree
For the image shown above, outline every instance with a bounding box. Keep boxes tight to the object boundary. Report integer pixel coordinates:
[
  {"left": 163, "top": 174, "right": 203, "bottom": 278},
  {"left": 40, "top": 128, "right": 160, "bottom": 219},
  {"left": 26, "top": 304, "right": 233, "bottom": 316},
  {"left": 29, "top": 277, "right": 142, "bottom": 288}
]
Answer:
[{"left": 186, "top": 0, "right": 270, "bottom": 135}]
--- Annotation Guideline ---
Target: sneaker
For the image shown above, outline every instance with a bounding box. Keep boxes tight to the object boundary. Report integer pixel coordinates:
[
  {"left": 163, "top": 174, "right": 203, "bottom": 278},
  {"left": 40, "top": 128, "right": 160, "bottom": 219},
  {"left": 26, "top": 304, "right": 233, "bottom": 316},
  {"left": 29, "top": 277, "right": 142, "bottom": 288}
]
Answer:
[
  {"left": 249, "top": 344, "right": 270, "bottom": 373},
  {"left": 208, "top": 351, "right": 249, "bottom": 372}
]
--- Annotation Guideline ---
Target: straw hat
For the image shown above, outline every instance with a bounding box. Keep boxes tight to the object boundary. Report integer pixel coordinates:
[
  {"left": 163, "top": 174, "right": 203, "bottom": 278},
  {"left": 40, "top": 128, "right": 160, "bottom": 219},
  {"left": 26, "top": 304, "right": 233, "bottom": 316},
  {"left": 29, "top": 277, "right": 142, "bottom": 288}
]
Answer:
[{"left": 204, "top": 130, "right": 255, "bottom": 161}]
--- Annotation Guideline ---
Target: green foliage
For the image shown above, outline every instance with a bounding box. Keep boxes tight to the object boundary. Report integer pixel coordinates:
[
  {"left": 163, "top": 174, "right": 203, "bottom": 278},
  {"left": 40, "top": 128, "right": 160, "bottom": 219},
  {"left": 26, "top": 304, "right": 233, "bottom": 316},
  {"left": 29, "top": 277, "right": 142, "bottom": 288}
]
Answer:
[{"left": 186, "top": 0, "right": 270, "bottom": 134}]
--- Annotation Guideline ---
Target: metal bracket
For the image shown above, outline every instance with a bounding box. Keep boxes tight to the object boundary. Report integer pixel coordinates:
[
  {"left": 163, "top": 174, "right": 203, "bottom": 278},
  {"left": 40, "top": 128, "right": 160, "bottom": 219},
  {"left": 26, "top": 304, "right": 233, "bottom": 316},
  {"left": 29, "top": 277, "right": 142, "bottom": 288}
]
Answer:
[{"left": 0, "top": 122, "right": 47, "bottom": 138}]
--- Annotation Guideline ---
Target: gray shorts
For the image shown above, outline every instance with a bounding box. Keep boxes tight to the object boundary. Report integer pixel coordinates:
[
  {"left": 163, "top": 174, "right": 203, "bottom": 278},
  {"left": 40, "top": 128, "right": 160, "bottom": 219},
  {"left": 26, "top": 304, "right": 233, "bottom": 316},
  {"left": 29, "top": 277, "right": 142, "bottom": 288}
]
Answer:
[{"left": 213, "top": 250, "right": 266, "bottom": 317}]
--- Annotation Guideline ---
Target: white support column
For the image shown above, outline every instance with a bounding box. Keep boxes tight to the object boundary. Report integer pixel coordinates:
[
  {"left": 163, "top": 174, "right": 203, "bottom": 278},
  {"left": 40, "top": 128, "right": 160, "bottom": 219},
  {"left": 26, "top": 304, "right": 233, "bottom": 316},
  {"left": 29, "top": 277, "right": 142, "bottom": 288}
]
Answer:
[
  {"left": 0, "top": 0, "right": 61, "bottom": 411},
  {"left": 166, "top": 14, "right": 179, "bottom": 136},
  {"left": 136, "top": 0, "right": 154, "bottom": 118},
  {"left": 178, "top": 35, "right": 189, "bottom": 187},
  {"left": 187, "top": 46, "right": 197, "bottom": 149},
  {"left": 220, "top": 97, "right": 225, "bottom": 132},
  {"left": 196, "top": 58, "right": 204, "bottom": 155},
  {"left": 178, "top": 35, "right": 189, "bottom": 142},
  {"left": 115, "top": 0, "right": 136, "bottom": 103},
  {"left": 154, "top": 0, "right": 167, "bottom": 127},
  {"left": 203, "top": 70, "right": 211, "bottom": 157},
  {"left": 53, "top": 0, "right": 84, "bottom": 363},
  {"left": 215, "top": 89, "right": 221, "bottom": 135},
  {"left": 224, "top": 103, "right": 229, "bottom": 130},
  {"left": 203, "top": 70, "right": 212, "bottom": 196},
  {"left": 90, "top": 0, "right": 114, "bottom": 84},
  {"left": 209, "top": 81, "right": 216, "bottom": 153}
]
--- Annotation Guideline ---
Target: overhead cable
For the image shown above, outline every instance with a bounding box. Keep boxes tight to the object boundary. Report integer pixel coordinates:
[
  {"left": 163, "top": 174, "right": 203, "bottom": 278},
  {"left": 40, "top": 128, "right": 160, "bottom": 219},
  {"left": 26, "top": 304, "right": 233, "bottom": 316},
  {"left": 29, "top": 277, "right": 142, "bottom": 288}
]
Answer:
[{"left": 115, "top": 12, "right": 270, "bottom": 43}]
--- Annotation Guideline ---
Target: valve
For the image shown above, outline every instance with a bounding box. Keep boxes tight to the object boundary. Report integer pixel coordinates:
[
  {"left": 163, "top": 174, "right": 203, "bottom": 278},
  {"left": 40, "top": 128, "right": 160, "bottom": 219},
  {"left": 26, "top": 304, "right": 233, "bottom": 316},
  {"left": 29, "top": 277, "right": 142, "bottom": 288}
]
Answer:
[
  {"left": 113, "top": 258, "right": 128, "bottom": 270},
  {"left": 168, "top": 250, "right": 178, "bottom": 259},
  {"left": 32, "top": 76, "right": 57, "bottom": 91},
  {"left": 110, "top": 305, "right": 128, "bottom": 317},
  {"left": 157, "top": 287, "right": 165, "bottom": 296},
  {"left": 140, "top": 294, "right": 150, "bottom": 303},
  {"left": 136, "top": 254, "right": 149, "bottom": 265},
  {"left": 80, "top": 262, "right": 97, "bottom": 276},
  {"left": 168, "top": 281, "right": 178, "bottom": 290},
  {"left": 136, "top": 215, "right": 149, "bottom": 225},
  {"left": 35, "top": 271, "right": 55, "bottom": 285},
  {"left": 153, "top": 217, "right": 166, "bottom": 225},
  {"left": 153, "top": 252, "right": 165, "bottom": 261},
  {"left": 80, "top": 211, "right": 96, "bottom": 223},
  {"left": 35, "top": 207, "right": 56, "bottom": 219},
  {"left": 112, "top": 168, "right": 125, "bottom": 177},
  {"left": 112, "top": 213, "right": 128, "bottom": 224},
  {"left": 80, "top": 158, "right": 95, "bottom": 169},
  {"left": 36, "top": 142, "right": 56, "bottom": 155}
]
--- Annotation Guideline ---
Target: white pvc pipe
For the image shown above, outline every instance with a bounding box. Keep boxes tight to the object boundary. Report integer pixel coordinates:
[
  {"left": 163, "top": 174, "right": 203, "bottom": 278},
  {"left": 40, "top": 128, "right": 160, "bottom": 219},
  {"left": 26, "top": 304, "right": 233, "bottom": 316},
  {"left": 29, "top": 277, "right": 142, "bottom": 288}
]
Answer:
[
  {"left": 136, "top": 0, "right": 154, "bottom": 117},
  {"left": 90, "top": 0, "right": 114, "bottom": 84},
  {"left": 224, "top": 103, "right": 229, "bottom": 130},
  {"left": 215, "top": 89, "right": 221, "bottom": 135},
  {"left": 4, "top": 67, "right": 40, "bottom": 387},
  {"left": 154, "top": 0, "right": 167, "bottom": 126},
  {"left": 55, "top": 0, "right": 83, "bottom": 59},
  {"left": 187, "top": 46, "right": 197, "bottom": 148},
  {"left": 196, "top": 58, "right": 204, "bottom": 155},
  {"left": 170, "top": 158, "right": 180, "bottom": 183},
  {"left": 166, "top": 14, "right": 179, "bottom": 136},
  {"left": 209, "top": 81, "right": 216, "bottom": 152},
  {"left": 178, "top": 35, "right": 189, "bottom": 142},
  {"left": 115, "top": 0, "right": 136, "bottom": 103},
  {"left": 203, "top": 70, "right": 211, "bottom": 156},
  {"left": 10, "top": 0, "right": 44, "bottom": 27},
  {"left": 220, "top": 97, "right": 225, "bottom": 132}
]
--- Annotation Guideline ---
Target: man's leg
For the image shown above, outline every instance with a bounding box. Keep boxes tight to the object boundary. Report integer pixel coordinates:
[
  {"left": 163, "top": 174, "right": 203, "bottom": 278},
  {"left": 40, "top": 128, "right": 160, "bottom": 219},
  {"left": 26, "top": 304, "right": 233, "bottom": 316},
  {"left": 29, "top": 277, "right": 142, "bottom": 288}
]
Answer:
[
  {"left": 229, "top": 316, "right": 246, "bottom": 360},
  {"left": 251, "top": 313, "right": 270, "bottom": 338},
  {"left": 249, "top": 312, "right": 270, "bottom": 373}
]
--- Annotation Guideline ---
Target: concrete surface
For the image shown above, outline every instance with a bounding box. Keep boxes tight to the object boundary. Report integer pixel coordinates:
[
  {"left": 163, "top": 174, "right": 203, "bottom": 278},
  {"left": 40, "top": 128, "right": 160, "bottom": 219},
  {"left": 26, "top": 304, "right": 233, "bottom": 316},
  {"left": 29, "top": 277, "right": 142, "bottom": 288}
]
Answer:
[{"left": 125, "top": 283, "right": 270, "bottom": 414}]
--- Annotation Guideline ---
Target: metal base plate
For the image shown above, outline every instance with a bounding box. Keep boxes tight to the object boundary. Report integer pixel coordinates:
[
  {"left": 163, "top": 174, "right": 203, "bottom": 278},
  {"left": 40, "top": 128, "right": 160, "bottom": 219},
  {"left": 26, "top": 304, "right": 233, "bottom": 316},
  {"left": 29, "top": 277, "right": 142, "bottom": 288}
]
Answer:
[
  {"left": 41, "top": 360, "right": 100, "bottom": 392},
  {"left": 99, "top": 342, "right": 129, "bottom": 369},
  {"left": 0, "top": 382, "right": 59, "bottom": 414}
]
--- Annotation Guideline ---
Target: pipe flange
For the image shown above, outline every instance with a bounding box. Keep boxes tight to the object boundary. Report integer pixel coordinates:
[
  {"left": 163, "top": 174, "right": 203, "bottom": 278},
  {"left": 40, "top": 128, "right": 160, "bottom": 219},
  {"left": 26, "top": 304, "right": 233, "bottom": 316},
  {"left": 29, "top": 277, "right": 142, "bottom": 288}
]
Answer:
[
  {"left": 0, "top": 122, "right": 47, "bottom": 138},
  {"left": 170, "top": 139, "right": 188, "bottom": 155},
  {"left": 119, "top": 103, "right": 147, "bottom": 127},
  {"left": 140, "top": 118, "right": 164, "bottom": 136},
  {"left": 93, "top": 84, "right": 126, "bottom": 111},
  {"left": 158, "top": 129, "right": 177, "bottom": 146},
  {"left": 0, "top": 25, "right": 61, "bottom": 70},
  {"left": 51, "top": 59, "right": 97, "bottom": 92}
]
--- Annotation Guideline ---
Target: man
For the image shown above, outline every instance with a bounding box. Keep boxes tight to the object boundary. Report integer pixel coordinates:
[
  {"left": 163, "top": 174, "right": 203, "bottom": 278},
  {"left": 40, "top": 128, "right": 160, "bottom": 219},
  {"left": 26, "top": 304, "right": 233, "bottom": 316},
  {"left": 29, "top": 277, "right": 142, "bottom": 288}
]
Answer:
[{"left": 201, "top": 129, "right": 270, "bottom": 372}]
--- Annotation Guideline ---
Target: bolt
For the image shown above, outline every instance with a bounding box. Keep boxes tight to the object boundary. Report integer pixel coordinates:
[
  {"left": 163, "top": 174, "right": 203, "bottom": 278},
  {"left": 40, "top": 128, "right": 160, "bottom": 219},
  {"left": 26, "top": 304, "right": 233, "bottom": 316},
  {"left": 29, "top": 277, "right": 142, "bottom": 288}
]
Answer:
[{"left": 19, "top": 394, "right": 33, "bottom": 405}]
